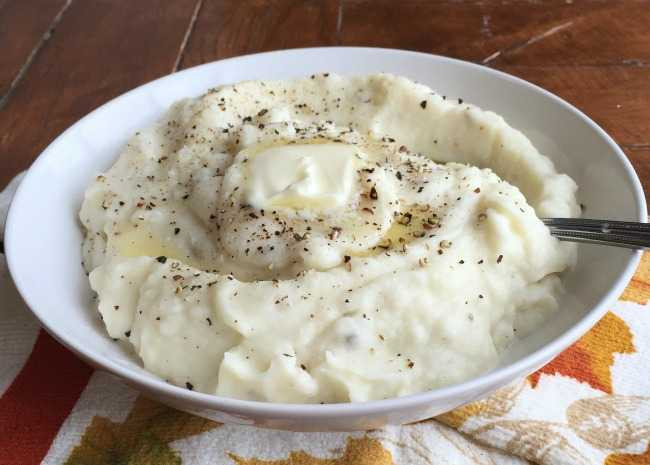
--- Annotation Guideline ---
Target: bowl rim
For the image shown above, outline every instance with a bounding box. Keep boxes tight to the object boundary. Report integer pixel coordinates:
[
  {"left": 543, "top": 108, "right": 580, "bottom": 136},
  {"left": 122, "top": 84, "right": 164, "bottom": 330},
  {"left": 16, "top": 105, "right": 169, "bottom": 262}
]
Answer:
[{"left": 5, "top": 46, "right": 646, "bottom": 418}]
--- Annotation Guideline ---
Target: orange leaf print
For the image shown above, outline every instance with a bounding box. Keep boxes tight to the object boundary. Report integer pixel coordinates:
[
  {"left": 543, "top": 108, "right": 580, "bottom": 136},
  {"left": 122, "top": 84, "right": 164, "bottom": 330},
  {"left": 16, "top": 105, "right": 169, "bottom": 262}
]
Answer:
[
  {"left": 605, "top": 442, "right": 650, "bottom": 465},
  {"left": 528, "top": 312, "right": 634, "bottom": 393},
  {"left": 621, "top": 251, "right": 650, "bottom": 305},
  {"left": 228, "top": 437, "right": 394, "bottom": 465},
  {"left": 437, "top": 379, "right": 525, "bottom": 428},
  {"left": 65, "top": 396, "right": 220, "bottom": 465}
]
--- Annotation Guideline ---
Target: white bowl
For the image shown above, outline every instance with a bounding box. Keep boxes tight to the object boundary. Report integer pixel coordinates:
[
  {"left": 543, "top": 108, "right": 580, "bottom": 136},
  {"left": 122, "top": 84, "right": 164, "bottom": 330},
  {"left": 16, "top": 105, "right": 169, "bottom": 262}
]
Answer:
[{"left": 5, "top": 47, "right": 645, "bottom": 431}]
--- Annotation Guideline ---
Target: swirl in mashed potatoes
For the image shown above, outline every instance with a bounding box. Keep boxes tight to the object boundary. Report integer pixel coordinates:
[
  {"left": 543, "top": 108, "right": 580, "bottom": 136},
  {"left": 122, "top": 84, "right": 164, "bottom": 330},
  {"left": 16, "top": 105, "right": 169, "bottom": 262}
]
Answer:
[{"left": 80, "top": 73, "right": 578, "bottom": 403}]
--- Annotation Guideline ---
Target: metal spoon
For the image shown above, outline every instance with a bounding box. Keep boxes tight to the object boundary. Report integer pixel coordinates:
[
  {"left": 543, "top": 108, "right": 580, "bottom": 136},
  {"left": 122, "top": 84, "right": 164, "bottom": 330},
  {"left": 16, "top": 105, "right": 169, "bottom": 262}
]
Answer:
[{"left": 543, "top": 218, "right": 650, "bottom": 249}]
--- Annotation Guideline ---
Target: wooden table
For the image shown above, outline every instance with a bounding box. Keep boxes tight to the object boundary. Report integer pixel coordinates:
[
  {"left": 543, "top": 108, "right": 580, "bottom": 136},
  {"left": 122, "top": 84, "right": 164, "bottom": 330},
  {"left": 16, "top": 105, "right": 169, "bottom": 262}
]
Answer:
[{"left": 1, "top": 0, "right": 649, "bottom": 207}]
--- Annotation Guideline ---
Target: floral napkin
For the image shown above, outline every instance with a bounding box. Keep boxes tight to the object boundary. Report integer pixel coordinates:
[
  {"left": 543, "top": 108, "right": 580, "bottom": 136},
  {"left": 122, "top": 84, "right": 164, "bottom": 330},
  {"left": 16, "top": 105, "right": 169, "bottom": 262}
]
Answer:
[{"left": 1, "top": 174, "right": 648, "bottom": 465}]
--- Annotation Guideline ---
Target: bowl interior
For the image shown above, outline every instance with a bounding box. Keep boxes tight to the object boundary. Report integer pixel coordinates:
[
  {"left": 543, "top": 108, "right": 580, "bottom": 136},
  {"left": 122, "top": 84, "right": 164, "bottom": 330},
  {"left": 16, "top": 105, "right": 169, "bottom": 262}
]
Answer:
[{"left": 6, "top": 48, "right": 644, "bottom": 409}]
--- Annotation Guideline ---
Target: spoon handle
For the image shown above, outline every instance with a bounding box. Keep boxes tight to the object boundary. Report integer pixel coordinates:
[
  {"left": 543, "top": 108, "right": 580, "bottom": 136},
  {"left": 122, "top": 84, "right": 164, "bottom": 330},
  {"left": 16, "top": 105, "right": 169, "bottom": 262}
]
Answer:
[{"left": 543, "top": 218, "right": 650, "bottom": 250}]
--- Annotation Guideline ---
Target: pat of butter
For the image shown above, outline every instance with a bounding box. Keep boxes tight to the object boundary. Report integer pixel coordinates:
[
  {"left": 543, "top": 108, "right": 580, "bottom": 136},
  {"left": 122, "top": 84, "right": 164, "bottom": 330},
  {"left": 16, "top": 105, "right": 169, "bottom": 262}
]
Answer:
[{"left": 244, "top": 143, "right": 359, "bottom": 210}]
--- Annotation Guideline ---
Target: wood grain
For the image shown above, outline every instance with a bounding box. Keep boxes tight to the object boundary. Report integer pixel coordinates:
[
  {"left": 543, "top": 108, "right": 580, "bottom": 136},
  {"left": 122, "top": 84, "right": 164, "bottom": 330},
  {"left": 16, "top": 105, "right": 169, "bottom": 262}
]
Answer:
[
  {"left": 179, "top": 0, "right": 340, "bottom": 69},
  {"left": 0, "top": 0, "right": 68, "bottom": 100},
  {"left": 0, "top": 0, "right": 198, "bottom": 189},
  {"left": 340, "top": 0, "right": 650, "bottom": 66},
  {"left": 498, "top": 65, "right": 650, "bottom": 146}
]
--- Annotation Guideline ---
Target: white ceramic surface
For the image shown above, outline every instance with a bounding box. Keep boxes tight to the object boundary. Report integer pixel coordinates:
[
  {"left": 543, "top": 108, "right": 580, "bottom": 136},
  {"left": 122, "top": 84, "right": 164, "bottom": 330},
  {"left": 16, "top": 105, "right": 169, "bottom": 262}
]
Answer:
[{"left": 5, "top": 47, "right": 646, "bottom": 431}]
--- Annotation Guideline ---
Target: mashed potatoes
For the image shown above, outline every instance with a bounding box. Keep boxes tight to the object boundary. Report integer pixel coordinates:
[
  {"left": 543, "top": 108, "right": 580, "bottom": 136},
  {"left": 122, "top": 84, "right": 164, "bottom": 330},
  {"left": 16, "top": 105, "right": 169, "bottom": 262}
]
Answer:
[{"left": 80, "top": 74, "right": 578, "bottom": 403}]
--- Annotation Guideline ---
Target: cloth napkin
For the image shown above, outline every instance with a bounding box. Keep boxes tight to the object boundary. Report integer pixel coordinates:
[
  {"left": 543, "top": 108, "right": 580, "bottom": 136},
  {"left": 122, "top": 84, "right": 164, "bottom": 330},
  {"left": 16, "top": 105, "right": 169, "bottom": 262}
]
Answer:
[{"left": 1, "top": 174, "right": 648, "bottom": 465}]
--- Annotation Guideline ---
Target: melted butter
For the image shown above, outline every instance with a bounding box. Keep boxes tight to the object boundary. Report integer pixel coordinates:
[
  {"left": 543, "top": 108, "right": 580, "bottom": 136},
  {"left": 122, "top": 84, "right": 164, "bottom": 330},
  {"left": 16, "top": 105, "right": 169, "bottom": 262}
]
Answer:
[
  {"left": 243, "top": 142, "right": 360, "bottom": 211},
  {"left": 112, "top": 227, "right": 205, "bottom": 269},
  {"left": 349, "top": 206, "right": 440, "bottom": 257}
]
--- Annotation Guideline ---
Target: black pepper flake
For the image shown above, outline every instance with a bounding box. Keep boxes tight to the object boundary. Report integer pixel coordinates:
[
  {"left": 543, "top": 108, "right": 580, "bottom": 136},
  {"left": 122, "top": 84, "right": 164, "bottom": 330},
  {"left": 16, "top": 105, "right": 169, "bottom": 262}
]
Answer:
[
  {"left": 329, "top": 226, "right": 342, "bottom": 240},
  {"left": 282, "top": 353, "right": 294, "bottom": 357},
  {"left": 396, "top": 171, "right": 403, "bottom": 181},
  {"left": 174, "top": 227, "right": 181, "bottom": 235},
  {"left": 497, "top": 254, "right": 503, "bottom": 263},
  {"left": 156, "top": 256, "right": 167, "bottom": 264},
  {"left": 344, "top": 255, "right": 351, "bottom": 263},
  {"left": 398, "top": 212, "right": 412, "bottom": 225},
  {"left": 370, "top": 186, "right": 378, "bottom": 200},
  {"left": 300, "top": 364, "right": 307, "bottom": 370},
  {"left": 206, "top": 317, "right": 212, "bottom": 326},
  {"left": 124, "top": 330, "right": 131, "bottom": 337},
  {"left": 420, "top": 100, "right": 427, "bottom": 109},
  {"left": 185, "top": 382, "right": 194, "bottom": 390},
  {"left": 257, "top": 108, "right": 268, "bottom": 116},
  {"left": 474, "top": 187, "right": 481, "bottom": 194},
  {"left": 477, "top": 259, "right": 484, "bottom": 264},
  {"left": 458, "top": 98, "right": 464, "bottom": 104}
]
